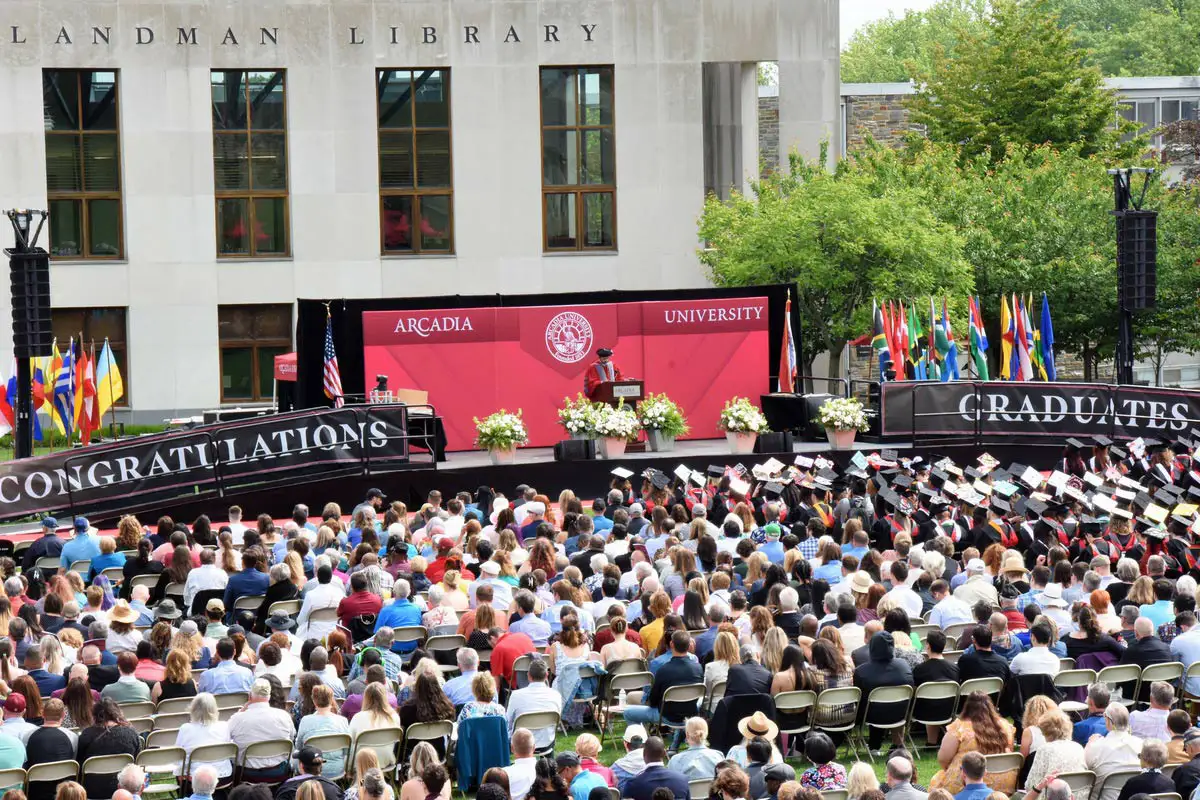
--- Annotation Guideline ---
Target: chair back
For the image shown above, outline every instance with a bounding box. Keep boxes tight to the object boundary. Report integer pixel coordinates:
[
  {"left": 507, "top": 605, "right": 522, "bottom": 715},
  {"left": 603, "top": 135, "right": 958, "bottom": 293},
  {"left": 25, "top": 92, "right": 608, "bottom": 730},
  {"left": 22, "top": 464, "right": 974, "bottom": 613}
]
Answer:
[
  {"left": 689, "top": 778, "right": 712, "bottom": 800},
  {"left": 310, "top": 607, "right": 339, "bottom": 623},
  {"left": 186, "top": 742, "right": 239, "bottom": 778},
  {"left": 0, "top": 768, "right": 24, "bottom": 793},
  {"left": 1142, "top": 662, "right": 1184, "bottom": 685},
  {"left": 35, "top": 556, "right": 62, "bottom": 573},
  {"left": 942, "top": 650, "right": 964, "bottom": 665},
  {"left": 911, "top": 624, "right": 939, "bottom": 642},
  {"left": 706, "top": 679, "right": 727, "bottom": 711},
  {"left": 512, "top": 710, "right": 561, "bottom": 739},
  {"left": 154, "top": 697, "right": 193, "bottom": 715},
  {"left": 238, "top": 738, "right": 293, "bottom": 775},
  {"left": 512, "top": 654, "right": 534, "bottom": 688},
  {"left": 233, "top": 594, "right": 265, "bottom": 611},
  {"left": 146, "top": 729, "right": 180, "bottom": 748},
  {"left": 154, "top": 712, "right": 190, "bottom": 730},
  {"left": 82, "top": 753, "right": 135, "bottom": 781},
  {"left": 1057, "top": 770, "right": 1097, "bottom": 797},
  {"left": 943, "top": 622, "right": 973, "bottom": 640},
  {"left": 1060, "top": 658, "right": 1077, "bottom": 671},
  {"left": 304, "top": 733, "right": 352, "bottom": 779},
  {"left": 1053, "top": 669, "right": 1098, "bottom": 689},
  {"left": 609, "top": 787, "right": 620, "bottom": 800},
  {"left": 983, "top": 752, "right": 1024, "bottom": 778},
  {"left": 1147, "top": 794, "right": 1182, "bottom": 800},
  {"left": 773, "top": 690, "right": 816, "bottom": 735},
  {"left": 1092, "top": 768, "right": 1142, "bottom": 800},
  {"left": 813, "top": 686, "right": 861, "bottom": 734},
  {"left": 659, "top": 683, "right": 705, "bottom": 722},
  {"left": 163, "top": 582, "right": 186, "bottom": 601},
  {"left": 101, "top": 567, "right": 125, "bottom": 584},
  {"left": 352, "top": 726, "right": 403, "bottom": 771},
  {"left": 607, "top": 657, "right": 647, "bottom": 675},
  {"left": 425, "top": 634, "right": 466, "bottom": 654},
  {"left": 120, "top": 700, "right": 156, "bottom": 719},
  {"left": 137, "top": 746, "right": 186, "bottom": 778},
  {"left": 26, "top": 760, "right": 79, "bottom": 784},
  {"left": 128, "top": 717, "right": 154, "bottom": 734},
  {"left": 959, "top": 676, "right": 1004, "bottom": 698},
  {"left": 268, "top": 599, "right": 301, "bottom": 617},
  {"left": 129, "top": 574, "right": 160, "bottom": 591},
  {"left": 214, "top": 692, "right": 248, "bottom": 709},
  {"left": 607, "top": 671, "right": 652, "bottom": 702},
  {"left": 190, "top": 588, "right": 225, "bottom": 616},
  {"left": 1097, "top": 664, "right": 1142, "bottom": 705}
]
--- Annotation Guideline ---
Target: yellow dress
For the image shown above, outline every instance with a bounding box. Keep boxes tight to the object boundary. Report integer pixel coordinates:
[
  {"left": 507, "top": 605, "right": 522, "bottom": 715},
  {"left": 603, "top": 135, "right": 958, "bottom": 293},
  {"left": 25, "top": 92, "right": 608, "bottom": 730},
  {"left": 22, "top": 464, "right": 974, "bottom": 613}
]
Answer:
[{"left": 928, "top": 718, "right": 1018, "bottom": 795}]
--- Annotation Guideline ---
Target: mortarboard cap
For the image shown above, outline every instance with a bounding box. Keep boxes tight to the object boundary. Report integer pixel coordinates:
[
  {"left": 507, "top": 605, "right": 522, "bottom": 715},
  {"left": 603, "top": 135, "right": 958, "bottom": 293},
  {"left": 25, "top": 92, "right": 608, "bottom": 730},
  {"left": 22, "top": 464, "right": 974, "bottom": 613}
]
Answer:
[
  {"left": 1065, "top": 437, "right": 1087, "bottom": 450},
  {"left": 1024, "top": 498, "right": 1048, "bottom": 516},
  {"left": 1093, "top": 435, "right": 1113, "bottom": 448},
  {"left": 1111, "top": 446, "right": 1128, "bottom": 459},
  {"left": 990, "top": 497, "right": 1011, "bottom": 513},
  {"left": 764, "top": 482, "right": 785, "bottom": 497},
  {"left": 706, "top": 465, "right": 725, "bottom": 478}
]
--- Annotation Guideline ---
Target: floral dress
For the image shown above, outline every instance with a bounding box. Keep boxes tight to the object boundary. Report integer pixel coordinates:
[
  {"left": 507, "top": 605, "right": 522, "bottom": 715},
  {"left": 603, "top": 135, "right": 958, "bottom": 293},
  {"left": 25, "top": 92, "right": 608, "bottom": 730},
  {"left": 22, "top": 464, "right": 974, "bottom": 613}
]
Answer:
[
  {"left": 799, "top": 762, "right": 846, "bottom": 791},
  {"left": 929, "top": 718, "right": 1018, "bottom": 795},
  {"left": 456, "top": 700, "right": 506, "bottom": 723}
]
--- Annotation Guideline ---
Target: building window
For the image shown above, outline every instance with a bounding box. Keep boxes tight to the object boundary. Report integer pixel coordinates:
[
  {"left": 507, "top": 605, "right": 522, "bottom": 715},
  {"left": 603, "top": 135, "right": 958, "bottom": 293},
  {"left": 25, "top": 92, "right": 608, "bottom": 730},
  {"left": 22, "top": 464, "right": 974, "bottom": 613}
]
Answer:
[
  {"left": 540, "top": 66, "right": 616, "bottom": 251},
  {"left": 1119, "top": 100, "right": 1158, "bottom": 143},
  {"left": 43, "top": 70, "right": 123, "bottom": 260},
  {"left": 211, "top": 71, "right": 289, "bottom": 258},
  {"left": 377, "top": 69, "right": 453, "bottom": 254},
  {"left": 1162, "top": 98, "right": 1199, "bottom": 124},
  {"left": 218, "top": 304, "right": 291, "bottom": 402},
  {"left": 51, "top": 307, "right": 129, "bottom": 405}
]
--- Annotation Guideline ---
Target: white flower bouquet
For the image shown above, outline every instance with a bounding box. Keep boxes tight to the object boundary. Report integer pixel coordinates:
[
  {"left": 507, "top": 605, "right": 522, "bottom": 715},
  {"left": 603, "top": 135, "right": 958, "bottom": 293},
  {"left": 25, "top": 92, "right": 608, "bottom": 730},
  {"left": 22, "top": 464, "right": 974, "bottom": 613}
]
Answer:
[
  {"left": 635, "top": 393, "right": 690, "bottom": 438},
  {"left": 474, "top": 409, "right": 530, "bottom": 450},
  {"left": 557, "top": 394, "right": 601, "bottom": 437},
  {"left": 593, "top": 401, "right": 642, "bottom": 441},
  {"left": 814, "top": 397, "right": 869, "bottom": 432},
  {"left": 718, "top": 397, "right": 769, "bottom": 433}
]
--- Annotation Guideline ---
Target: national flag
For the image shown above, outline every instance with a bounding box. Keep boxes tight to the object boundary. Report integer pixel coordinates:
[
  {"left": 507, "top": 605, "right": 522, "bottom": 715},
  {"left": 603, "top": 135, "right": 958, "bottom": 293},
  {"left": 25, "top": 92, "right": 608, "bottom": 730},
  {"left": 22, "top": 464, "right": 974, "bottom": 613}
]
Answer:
[
  {"left": 896, "top": 300, "right": 910, "bottom": 375},
  {"left": 47, "top": 340, "right": 69, "bottom": 436},
  {"left": 0, "top": 362, "right": 10, "bottom": 437},
  {"left": 906, "top": 302, "right": 923, "bottom": 369},
  {"left": 936, "top": 298, "right": 960, "bottom": 381},
  {"left": 1013, "top": 294, "right": 1033, "bottom": 382},
  {"left": 871, "top": 300, "right": 892, "bottom": 379},
  {"left": 53, "top": 339, "right": 76, "bottom": 438},
  {"left": 1041, "top": 293, "right": 1057, "bottom": 382},
  {"left": 1000, "top": 295, "right": 1014, "bottom": 381},
  {"left": 323, "top": 311, "right": 344, "bottom": 408},
  {"left": 927, "top": 297, "right": 939, "bottom": 379},
  {"left": 75, "top": 345, "right": 99, "bottom": 444},
  {"left": 968, "top": 296, "right": 989, "bottom": 380},
  {"left": 1029, "top": 294, "right": 1047, "bottom": 381},
  {"left": 95, "top": 339, "right": 125, "bottom": 419},
  {"left": 881, "top": 302, "right": 896, "bottom": 370},
  {"left": 778, "top": 292, "right": 797, "bottom": 392},
  {"left": 7, "top": 358, "right": 41, "bottom": 443}
]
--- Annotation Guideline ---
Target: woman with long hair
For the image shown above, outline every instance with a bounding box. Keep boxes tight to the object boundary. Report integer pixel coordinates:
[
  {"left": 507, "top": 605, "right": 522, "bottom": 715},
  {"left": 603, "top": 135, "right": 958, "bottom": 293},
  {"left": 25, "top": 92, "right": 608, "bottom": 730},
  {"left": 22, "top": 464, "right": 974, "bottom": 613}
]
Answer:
[
  {"left": 291, "top": 672, "right": 323, "bottom": 727},
  {"left": 466, "top": 603, "right": 497, "bottom": 650},
  {"left": 170, "top": 624, "right": 210, "bottom": 669},
  {"left": 760, "top": 627, "right": 788, "bottom": 674},
  {"left": 77, "top": 698, "right": 142, "bottom": 797},
  {"left": 61, "top": 676, "right": 95, "bottom": 728},
  {"left": 153, "top": 545, "right": 193, "bottom": 603},
  {"left": 1089, "top": 589, "right": 1123, "bottom": 634},
  {"left": 846, "top": 762, "right": 880, "bottom": 800},
  {"left": 522, "top": 539, "right": 556, "bottom": 577},
  {"left": 0, "top": 597, "right": 12, "bottom": 639},
  {"left": 397, "top": 672, "right": 454, "bottom": 753},
  {"left": 175, "top": 692, "right": 234, "bottom": 779},
  {"left": 397, "top": 743, "right": 443, "bottom": 800},
  {"left": 550, "top": 616, "right": 597, "bottom": 729},
  {"left": 663, "top": 549, "right": 696, "bottom": 599},
  {"left": 771, "top": 643, "right": 822, "bottom": 694},
  {"left": 704, "top": 631, "right": 740, "bottom": 696},
  {"left": 1019, "top": 694, "right": 1057, "bottom": 759},
  {"left": 39, "top": 635, "right": 66, "bottom": 675},
  {"left": 283, "top": 551, "right": 306, "bottom": 589},
  {"left": 351, "top": 683, "right": 401, "bottom": 747},
  {"left": 746, "top": 605, "right": 774, "bottom": 655},
  {"left": 116, "top": 516, "right": 143, "bottom": 551},
  {"left": 1063, "top": 605, "right": 1125, "bottom": 660},
  {"left": 439, "top": 570, "right": 469, "bottom": 611},
  {"left": 929, "top": 692, "right": 1017, "bottom": 794},
  {"left": 217, "top": 531, "right": 241, "bottom": 573},
  {"left": 681, "top": 590, "right": 709, "bottom": 632},
  {"left": 152, "top": 648, "right": 198, "bottom": 703},
  {"left": 296, "top": 683, "right": 351, "bottom": 778},
  {"left": 856, "top": 583, "right": 886, "bottom": 624},
  {"left": 637, "top": 591, "right": 673, "bottom": 654},
  {"left": 11, "top": 675, "right": 41, "bottom": 723},
  {"left": 1125, "top": 575, "right": 1156, "bottom": 609},
  {"left": 810, "top": 638, "right": 855, "bottom": 731},
  {"left": 531, "top": 756, "right": 570, "bottom": 800}
]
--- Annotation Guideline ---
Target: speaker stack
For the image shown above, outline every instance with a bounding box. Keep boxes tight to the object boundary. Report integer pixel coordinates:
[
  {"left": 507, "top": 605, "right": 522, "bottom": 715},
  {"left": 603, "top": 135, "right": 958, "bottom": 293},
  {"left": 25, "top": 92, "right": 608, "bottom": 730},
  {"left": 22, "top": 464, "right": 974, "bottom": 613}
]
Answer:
[
  {"left": 1117, "top": 210, "right": 1157, "bottom": 311},
  {"left": 8, "top": 247, "right": 52, "bottom": 358}
]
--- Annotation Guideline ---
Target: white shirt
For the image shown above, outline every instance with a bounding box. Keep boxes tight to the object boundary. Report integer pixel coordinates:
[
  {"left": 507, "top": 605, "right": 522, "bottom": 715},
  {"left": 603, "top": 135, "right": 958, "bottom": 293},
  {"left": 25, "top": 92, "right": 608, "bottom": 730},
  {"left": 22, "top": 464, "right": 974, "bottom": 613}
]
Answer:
[
  {"left": 470, "top": 578, "right": 513, "bottom": 611},
  {"left": 605, "top": 540, "right": 630, "bottom": 559},
  {"left": 228, "top": 522, "right": 247, "bottom": 545},
  {"left": 929, "top": 596, "right": 974, "bottom": 629},
  {"left": 1130, "top": 707, "right": 1171, "bottom": 741},
  {"left": 1010, "top": 645, "right": 1061, "bottom": 677},
  {"left": 590, "top": 597, "right": 624, "bottom": 620},
  {"left": 954, "top": 574, "right": 998, "bottom": 607},
  {"left": 296, "top": 582, "right": 345, "bottom": 641},
  {"left": 184, "top": 564, "right": 229, "bottom": 610},
  {"left": 884, "top": 586, "right": 924, "bottom": 618},
  {"left": 505, "top": 682, "right": 563, "bottom": 750},
  {"left": 228, "top": 702, "right": 295, "bottom": 767},
  {"left": 255, "top": 656, "right": 301, "bottom": 686},
  {"left": 1085, "top": 731, "right": 1142, "bottom": 800},
  {"left": 838, "top": 623, "right": 865, "bottom": 653},
  {"left": 505, "top": 756, "right": 539, "bottom": 800},
  {"left": 176, "top": 720, "right": 234, "bottom": 777},
  {"left": 106, "top": 628, "right": 142, "bottom": 654}
]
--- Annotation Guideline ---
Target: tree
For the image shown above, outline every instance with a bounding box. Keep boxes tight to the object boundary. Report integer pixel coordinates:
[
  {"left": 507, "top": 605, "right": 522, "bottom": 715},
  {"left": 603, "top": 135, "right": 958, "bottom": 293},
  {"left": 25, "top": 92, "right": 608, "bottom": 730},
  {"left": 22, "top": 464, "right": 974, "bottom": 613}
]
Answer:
[
  {"left": 697, "top": 145, "right": 974, "bottom": 381},
  {"left": 840, "top": 0, "right": 987, "bottom": 83},
  {"left": 1046, "top": 0, "right": 1200, "bottom": 76},
  {"left": 1137, "top": 181, "right": 1200, "bottom": 379},
  {"left": 907, "top": 0, "right": 1145, "bottom": 163}
]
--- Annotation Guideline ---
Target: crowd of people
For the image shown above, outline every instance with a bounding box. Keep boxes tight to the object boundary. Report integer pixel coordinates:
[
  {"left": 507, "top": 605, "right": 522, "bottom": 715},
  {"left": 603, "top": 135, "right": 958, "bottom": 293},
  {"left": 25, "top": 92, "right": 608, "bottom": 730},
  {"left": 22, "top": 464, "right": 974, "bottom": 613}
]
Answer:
[{"left": 0, "top": 433, "right": 1195, "bottom": 800}]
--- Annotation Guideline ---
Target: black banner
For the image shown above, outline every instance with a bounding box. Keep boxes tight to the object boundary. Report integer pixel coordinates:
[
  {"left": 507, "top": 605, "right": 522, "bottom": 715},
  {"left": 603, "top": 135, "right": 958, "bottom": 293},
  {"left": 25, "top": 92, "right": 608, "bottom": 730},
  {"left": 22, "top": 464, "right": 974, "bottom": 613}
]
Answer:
[
  {"left": 0, "top": 405, "right": 418, "bottom": 522},
  {"left": 881, "top": 381, "right": 1200, "bottom": 438}
]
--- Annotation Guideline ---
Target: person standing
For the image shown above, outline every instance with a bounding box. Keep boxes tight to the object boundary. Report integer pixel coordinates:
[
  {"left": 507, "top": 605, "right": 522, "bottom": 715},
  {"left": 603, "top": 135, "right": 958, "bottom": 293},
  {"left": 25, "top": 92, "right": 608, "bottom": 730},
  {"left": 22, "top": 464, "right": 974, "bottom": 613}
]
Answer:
[{"left": 584, "top": 348, "right": 624, "bottom": 399}]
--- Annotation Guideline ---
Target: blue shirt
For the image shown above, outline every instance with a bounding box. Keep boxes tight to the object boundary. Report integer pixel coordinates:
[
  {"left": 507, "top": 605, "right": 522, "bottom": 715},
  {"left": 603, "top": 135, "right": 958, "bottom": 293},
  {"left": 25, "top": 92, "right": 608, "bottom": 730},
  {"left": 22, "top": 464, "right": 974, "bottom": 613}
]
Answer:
[
  {"left": 592, "top": 516, "right": 613, "bottom": 535},
  {"left": 510, "top": 613, "right": 552, "bottom": 647},
  {"left": 223, "top": 568, "right": 271, "bottom": 621},
  {"left": 1172, "top": 628, "right": 1200, "bottom": 694},
  {"left": 569, "top": 768, "right": 609, "bottom": 800},
  {"left": 374, "top": 599, "right": 423, "bottom": 652},
  {"left": 196, "top": 659, "right": 254, "bottom": 695},
  {"left": 841, "top": 544, "right": 869, "bottom": 560},
  {"left": 1073, "top": 712, "right": 1108, "bottom": 745},
  {"left": 1140, "top": 600, "right": 1174, "bottom": 629},
  {"left": 955, "top": 784, "right": 995, "bottom": 800},
  {"left": 87, "top": 552, "right": 126, "bottom": 582},
  {"left": 761, "top": 541, "right": 785, "bottom": 565},
  {"left": 541, "top": 602, "right": 594, "bottom": 634},
  {"left": 60, "top": 533, "right": 101, "bottom": 569},
  {"left": 813, "top": 562, "right": 841, "bottom": 583}
]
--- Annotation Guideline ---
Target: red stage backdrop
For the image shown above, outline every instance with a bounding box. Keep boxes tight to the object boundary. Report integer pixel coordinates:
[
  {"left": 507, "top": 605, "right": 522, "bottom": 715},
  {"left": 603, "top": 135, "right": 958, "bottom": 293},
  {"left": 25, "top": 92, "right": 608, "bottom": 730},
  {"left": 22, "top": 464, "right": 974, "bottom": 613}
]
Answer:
[{"left": 362, "top": 297, "right": 770, "bottom": 451}]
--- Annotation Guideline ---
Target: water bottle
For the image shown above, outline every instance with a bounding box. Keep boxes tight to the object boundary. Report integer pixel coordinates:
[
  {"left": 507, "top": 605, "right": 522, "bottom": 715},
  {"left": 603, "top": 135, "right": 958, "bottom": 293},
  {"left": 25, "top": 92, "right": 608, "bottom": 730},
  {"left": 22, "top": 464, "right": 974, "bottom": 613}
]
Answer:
[{"left": 618, "top": 688, "right": 627, "bottom": 707}]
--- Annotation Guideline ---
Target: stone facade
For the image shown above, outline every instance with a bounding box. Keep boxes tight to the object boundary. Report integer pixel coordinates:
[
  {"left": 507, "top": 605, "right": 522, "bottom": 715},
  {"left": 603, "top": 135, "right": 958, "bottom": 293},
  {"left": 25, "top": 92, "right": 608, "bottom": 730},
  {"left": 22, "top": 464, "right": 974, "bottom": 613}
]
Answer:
[
  {"left": 843, "top": 93, "right": 925, "bottom": 151},
  {"left": 758, "top": 94, "right": 779, "bottom": 176}
]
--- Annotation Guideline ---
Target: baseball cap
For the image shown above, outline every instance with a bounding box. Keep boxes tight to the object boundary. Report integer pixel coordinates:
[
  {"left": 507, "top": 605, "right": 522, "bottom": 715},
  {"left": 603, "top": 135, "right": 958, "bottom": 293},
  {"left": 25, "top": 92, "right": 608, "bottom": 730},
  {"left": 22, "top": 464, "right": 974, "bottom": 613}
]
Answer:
[
  {"left": 41, "top": 517, "right": 58, "bottom": 530},
  {"left": 623, "top": 723, "right": 648, "bottom": 744},
  {"left": 555, "top": 752, "right": 581, "bottom": 769},
  {"left": 179, "top": 620, "right": 199, "bottom": 636},
  {"left": 966, "top": 558, "right": 986, "bottom": 573},
  {"left": 629, "top": 503, "right": 644, "bottom": 515},
  {"left": 73, "top": 516, "right": 89, "bottom": 532},
  {"left": 1184, "top": 728, "right": 1200, "bottom": 745},
  {"left": 206, "top": 598, "right": 225, "bottom": 613},
  {"left": 763, "top": 523, "right": 782, "bottom": 539},
  {"left": 480, "top": 560, "right": 500, "bottom": 576},
  {"left": 366, "top": 488, "right": 387, "bottom": 500},
  {"left": 4, "top": 694, "right": 25, "bottom": 713},
  {"left": 295, "top": 746, "right": 325, "bottom": 767}
]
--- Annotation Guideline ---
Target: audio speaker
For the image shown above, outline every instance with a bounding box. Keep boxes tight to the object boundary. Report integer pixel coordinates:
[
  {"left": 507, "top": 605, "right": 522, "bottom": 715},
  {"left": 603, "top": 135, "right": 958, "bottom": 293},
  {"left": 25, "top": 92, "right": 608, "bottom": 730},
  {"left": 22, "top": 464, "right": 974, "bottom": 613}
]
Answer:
[
  {"left": 755, "top": 431, "right": 795, "bottom": 454},
  {"left": 1117, "top": 210, "right": 1157, "bottom": 311},
  {"left": 553, "top": 439, "right": 596, "bottom": 461},
  {"left": 8, "top": 248, "right": 52, "bottom": 359}
]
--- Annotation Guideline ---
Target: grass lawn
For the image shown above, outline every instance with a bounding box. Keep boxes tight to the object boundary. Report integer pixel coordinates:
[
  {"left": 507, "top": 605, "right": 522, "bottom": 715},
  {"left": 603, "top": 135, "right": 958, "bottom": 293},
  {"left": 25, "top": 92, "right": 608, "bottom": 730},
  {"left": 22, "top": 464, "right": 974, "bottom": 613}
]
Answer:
[{"left": 551, "top": 718, "right": 943, "bottom": 786}]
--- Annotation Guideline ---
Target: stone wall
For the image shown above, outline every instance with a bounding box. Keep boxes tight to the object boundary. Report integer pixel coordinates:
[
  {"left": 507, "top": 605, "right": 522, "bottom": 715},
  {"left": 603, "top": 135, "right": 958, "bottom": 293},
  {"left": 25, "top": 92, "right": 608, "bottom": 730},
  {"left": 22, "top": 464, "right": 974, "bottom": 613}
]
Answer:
[
  {"left": 758, "top": 95, "right": 779, "bottom": 176},
  {"left": 844, "top": 93, "right": 924, "bottom": 151}
]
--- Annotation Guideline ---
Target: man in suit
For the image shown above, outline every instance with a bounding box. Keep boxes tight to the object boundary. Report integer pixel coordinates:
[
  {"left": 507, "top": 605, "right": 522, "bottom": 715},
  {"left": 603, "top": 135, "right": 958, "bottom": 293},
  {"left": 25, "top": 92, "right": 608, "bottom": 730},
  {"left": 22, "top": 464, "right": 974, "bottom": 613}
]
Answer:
[
  {"left": 77, "top": 644, "right": 119, "bottom": 692},
  {"left": 23, "top": 648, "right": 65, "bottom": 696},
  {"left": 583, "top": 347, "right": 623, "bottom": 399},
  {"left": 1121, "top": 616, "right": 1178, "bottom": 669},
  {"left": 624, "top": 737, "right": 689, "bottom": 800},
  {"left": 956, "top": 625, "right": 1013, "bottom": 685},
  {"left": 725, "top": 647, "right": 771, "bottom": 696},
  {"left": 885, "top": 756, "right": 929, "bottom": 800}
]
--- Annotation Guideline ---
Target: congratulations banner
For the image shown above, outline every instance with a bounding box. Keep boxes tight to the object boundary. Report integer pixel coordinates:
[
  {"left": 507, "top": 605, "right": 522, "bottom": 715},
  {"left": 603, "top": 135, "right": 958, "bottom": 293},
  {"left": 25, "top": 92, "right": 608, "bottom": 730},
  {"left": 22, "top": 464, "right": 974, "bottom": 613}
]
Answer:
[
  {"left": 882, "top": 381, "right": 1200, "bottom": 438},
  {"left": 362, "top": 297, "right": 771, "bottom": 450}
]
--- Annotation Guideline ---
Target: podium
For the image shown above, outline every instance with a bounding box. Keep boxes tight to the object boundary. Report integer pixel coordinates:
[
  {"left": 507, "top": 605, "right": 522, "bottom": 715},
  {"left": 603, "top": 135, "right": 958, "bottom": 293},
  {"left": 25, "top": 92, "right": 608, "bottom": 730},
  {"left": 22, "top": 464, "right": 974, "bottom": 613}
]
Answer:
[{"left": 591, "top": 380, "right": 644, "bottom": 408}]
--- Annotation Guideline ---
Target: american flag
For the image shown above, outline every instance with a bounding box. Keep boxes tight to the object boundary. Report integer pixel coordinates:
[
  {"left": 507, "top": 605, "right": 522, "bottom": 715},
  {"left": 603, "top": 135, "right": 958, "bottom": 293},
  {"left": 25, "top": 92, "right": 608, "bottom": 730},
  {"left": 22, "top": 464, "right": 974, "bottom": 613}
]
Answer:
[{"left": 323, "top": 312, "right": 344, "bottom": 408}]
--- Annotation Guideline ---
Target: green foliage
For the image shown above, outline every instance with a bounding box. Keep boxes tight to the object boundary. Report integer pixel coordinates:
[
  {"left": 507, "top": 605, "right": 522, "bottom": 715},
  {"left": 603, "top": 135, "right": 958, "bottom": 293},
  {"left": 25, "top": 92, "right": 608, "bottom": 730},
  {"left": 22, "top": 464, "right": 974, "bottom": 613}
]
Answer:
[
  {"left": 697, "top": 144, "right": 974, "bottom": 377},
  {"left": 1139, "top": 182, "right": 1200, "bottom": 368},
  {"left": 841, "top": 0, "right": 987, "bottom": 83},
  {"left": 908, "top": 0, "right": 1145, "bottom": 164}
]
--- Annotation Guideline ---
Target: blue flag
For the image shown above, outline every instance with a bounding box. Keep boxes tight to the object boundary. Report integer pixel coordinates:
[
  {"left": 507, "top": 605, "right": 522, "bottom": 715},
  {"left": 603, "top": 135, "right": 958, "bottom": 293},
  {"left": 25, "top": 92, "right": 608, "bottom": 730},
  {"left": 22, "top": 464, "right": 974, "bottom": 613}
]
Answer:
[{"left": 1041, "top": 293, "right": 1056, "bottom": 382}]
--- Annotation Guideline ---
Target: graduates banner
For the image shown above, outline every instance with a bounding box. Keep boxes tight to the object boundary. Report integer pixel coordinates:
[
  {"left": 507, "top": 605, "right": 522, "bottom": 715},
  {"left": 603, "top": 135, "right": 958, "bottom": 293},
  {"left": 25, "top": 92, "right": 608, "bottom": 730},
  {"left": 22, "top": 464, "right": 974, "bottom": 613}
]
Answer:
[
  {"left": 0, "top": 405, "right": 415, "bottom": 521},
  {"left": 881, "top": 381, "right": 1200, "bottom": 438}
]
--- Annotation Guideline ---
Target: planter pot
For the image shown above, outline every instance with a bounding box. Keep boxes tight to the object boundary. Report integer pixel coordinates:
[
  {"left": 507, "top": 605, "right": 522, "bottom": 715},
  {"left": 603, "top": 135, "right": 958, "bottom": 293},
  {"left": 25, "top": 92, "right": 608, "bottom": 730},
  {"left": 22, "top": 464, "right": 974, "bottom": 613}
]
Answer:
[
  {"left": 825, "top": 427, "right": 857, "bottom": 450},
  {"left": 597, "top": 437, "right": 628, "bottom": 459},
  {"left": 725, "top": 431, "right": 758, "bottom": 454},
  {"left": 646, "top": 430, "right": 676, "bottom": 452},
  {"left": 488, "top": 447, "right": 517, "bottom": 465}
]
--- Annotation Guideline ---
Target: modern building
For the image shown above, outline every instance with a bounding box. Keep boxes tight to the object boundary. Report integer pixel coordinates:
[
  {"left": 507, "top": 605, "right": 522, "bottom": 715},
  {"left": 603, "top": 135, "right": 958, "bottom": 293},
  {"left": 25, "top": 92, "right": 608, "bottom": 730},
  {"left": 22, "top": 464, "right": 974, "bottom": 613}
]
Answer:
[{"left": 0, "top": 0, "right": 841, "bottom": 423}]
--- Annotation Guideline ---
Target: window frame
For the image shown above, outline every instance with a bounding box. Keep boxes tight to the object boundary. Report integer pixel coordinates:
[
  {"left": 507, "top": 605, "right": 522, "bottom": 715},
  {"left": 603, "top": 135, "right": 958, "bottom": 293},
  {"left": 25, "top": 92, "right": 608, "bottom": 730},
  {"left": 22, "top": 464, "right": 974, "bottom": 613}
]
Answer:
[
  {"left": 211, "top": 69, "right": 291, "bottom": 260},
  {"left": 50, "top": 306, "right": 130, "bottom": 407},
  {"left": 43, "top": 69, "right": 125, "bottom": 261},
  {"left": 539, "top": 65, "right": 617, "bottom": 253},
  {"left": 376, "top": 68, "right": 455, "bottom": 255},
  {"left": 217, "top": 304, "right": 292, "bottom": 404}
]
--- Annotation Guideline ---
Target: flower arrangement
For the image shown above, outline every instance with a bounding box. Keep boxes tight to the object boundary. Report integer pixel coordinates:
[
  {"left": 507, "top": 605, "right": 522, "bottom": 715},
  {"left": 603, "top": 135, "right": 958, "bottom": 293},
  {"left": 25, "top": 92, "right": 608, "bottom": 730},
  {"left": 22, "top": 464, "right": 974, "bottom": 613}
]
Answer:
[
  {"left": 718, "top": 397, "right": 769, "bottom": 434},
  {"left": 814, "top": 397, "right": 869, "bottom": 432},
  {"left": 557, "top": 394, "right": 601, "bottom": 437},
  {"left": 593, "top": 400, "right": 642, "bottom": 441},
  {"left": 474, "top": 409, "right": 529, "bottom": 450},
  {"left": 635, "top": 393, "right": 690, "bottom": 439}
]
